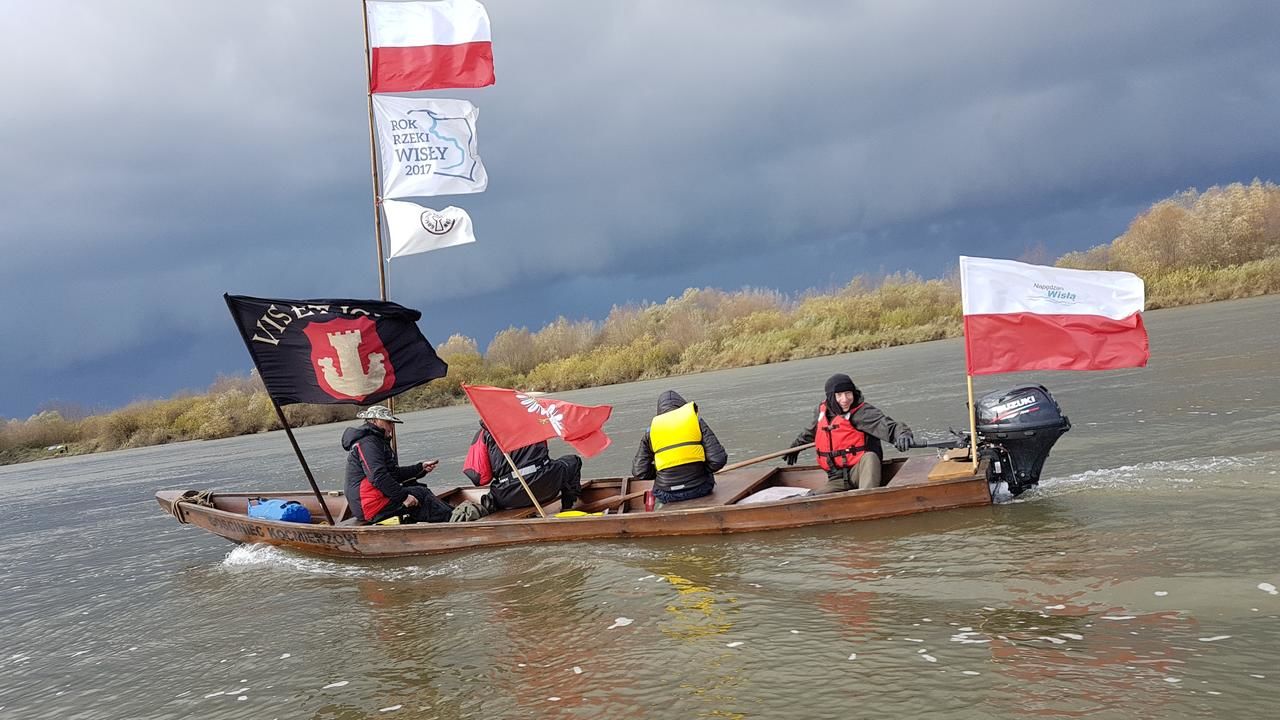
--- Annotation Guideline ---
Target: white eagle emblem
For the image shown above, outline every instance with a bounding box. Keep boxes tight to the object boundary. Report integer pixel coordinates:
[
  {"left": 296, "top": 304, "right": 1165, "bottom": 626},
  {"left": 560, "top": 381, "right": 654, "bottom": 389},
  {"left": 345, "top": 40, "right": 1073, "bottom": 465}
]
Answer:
[{"left": 516, "top": 393, "right": 565, "bottom": 437}]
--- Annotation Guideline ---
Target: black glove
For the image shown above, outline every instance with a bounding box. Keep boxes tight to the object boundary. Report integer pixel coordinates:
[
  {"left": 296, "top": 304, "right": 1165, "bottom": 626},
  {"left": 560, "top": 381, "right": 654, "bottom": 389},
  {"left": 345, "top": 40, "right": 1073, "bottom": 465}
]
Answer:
[
  {"left": 783, "top": 450, "right": 800, "bottom": 466},
  {"left": 893, "top": 431, "right": 914, "bottom": 453}
]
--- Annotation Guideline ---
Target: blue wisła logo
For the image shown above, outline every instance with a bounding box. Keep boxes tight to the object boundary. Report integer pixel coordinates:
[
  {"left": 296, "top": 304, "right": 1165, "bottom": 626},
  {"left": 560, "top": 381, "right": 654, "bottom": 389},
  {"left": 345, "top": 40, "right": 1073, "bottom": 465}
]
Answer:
[
  {"left": 1030, "top": 282, "right": 1078, "bottom": 306},
  {"left": 404, "top": 109, "right": 481, "bottom": 181}
]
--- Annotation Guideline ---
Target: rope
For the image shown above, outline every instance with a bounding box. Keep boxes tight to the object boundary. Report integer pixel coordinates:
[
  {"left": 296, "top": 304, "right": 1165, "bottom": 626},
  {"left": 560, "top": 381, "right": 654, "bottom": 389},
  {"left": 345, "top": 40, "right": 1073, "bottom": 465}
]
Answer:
[{"left": 172, "top": 489, "right": 215, "bottom": 525}]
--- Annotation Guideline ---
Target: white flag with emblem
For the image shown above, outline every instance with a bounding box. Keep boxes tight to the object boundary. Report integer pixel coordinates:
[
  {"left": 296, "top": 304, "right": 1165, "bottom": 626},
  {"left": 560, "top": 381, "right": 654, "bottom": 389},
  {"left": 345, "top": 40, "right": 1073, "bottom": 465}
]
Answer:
[
  {"left": 373, "top": 95, "right": 488, "bottom": 199},
  {"left": 383, "top": 200, "right": 477, "bottom": 259}
]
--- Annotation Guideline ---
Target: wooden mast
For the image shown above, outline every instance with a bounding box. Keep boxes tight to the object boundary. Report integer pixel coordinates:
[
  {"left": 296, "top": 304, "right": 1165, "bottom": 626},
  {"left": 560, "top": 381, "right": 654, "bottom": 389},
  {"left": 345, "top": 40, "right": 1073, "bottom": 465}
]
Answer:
[
  {"left": 361, "top": 0, "right": 389, "bottom": 303},
  {"left": 361, "top": 0, "right": 398, "bottom": 424}
]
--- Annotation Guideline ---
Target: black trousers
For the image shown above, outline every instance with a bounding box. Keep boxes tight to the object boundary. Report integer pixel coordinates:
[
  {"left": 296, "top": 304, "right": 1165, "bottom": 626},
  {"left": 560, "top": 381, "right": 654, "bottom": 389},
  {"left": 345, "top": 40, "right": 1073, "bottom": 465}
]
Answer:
[
  {"left": 370, "top": 484, "right": 453, "bottom": 524},
  {"left": 489, "top": 455, "right": 583, "bottom": 510}
]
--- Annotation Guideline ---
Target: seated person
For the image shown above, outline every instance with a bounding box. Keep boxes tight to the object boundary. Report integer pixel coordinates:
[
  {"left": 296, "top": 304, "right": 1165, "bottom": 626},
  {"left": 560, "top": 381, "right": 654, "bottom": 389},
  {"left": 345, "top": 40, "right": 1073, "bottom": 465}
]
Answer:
[
  {"left": 341, "top": 405, "right": 451, "bottom": 524},
  {"left": 632, "top": 390, "right": 728, "bottom": 507},
  {"left": 784, "top": 374, "right": 914, "bottom": 494},
  {"left": 462, "top": 422, "right": 583, "bottom": 512}
]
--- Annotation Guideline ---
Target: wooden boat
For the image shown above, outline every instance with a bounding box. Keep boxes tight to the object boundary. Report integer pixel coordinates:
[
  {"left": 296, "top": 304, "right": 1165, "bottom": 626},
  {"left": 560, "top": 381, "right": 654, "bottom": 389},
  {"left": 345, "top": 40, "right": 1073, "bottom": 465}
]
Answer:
[{"left": 155, "top": 452, "right": 991, "bottom": 559}]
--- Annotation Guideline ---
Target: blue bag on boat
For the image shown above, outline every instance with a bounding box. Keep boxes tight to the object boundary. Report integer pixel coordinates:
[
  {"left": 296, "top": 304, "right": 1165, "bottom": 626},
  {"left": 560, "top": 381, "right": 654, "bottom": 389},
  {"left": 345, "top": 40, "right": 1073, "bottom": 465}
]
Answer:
[{"left": 248, "top": 498, "right": 312, "bottom": 524}]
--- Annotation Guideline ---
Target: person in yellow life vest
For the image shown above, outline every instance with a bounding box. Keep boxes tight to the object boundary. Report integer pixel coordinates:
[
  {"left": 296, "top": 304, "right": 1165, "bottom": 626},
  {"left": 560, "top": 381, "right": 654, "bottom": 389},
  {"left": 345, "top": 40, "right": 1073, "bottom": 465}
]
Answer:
[
  {"left": 632, "top": 390, "right": 728, "bottom": 506},
  {"left": 783, "top": 374, "right": 915, "bottom": 494}
]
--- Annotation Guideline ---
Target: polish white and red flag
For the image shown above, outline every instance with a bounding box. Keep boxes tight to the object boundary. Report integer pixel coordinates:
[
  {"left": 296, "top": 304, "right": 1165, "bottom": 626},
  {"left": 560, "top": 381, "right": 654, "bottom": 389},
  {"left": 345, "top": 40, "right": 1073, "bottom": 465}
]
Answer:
[
  {"left": 462, "top": 385, "right": 613, "bottom": 457},
  {"left": 960, "top": 256, "right": 1149, "bottom": 375},
  {"left": 366, "top": 0, "right": 495, "bottom": 93}
]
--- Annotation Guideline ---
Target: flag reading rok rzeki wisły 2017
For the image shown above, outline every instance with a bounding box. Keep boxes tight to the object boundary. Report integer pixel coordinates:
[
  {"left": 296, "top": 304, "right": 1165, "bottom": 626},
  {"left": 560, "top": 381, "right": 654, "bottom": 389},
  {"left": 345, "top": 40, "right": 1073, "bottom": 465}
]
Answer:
[{"left": 224, "top": 294, "right": 448, "bottom": 406}]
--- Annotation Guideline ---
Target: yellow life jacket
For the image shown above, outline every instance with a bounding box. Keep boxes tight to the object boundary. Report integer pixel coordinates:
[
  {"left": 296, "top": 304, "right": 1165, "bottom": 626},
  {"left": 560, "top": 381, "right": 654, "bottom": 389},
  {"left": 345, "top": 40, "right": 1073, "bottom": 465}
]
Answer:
[{"left": 650, "top": 402, "right": 705, "bottom": 471}]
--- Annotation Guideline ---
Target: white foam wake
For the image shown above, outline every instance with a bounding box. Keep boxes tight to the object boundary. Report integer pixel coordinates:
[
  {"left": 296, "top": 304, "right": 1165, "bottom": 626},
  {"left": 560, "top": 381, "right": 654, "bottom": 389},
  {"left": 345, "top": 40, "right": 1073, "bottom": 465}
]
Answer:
[
  {"left": 1009, "top": 455, "right": 1259, "bottom": 502},
  {"left": 221, "top": 543, "right": 459, "bottom": 580}
]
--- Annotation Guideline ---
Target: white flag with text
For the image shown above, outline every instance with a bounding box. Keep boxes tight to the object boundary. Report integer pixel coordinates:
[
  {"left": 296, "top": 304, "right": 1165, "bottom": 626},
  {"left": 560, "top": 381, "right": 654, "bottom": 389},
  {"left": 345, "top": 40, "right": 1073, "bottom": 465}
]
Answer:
[
  {"left": 373, "top": 95, "right": 488, "bottom": 199},
  {"left": 383, "top": 200, "right": 477, "bottom": 259}
]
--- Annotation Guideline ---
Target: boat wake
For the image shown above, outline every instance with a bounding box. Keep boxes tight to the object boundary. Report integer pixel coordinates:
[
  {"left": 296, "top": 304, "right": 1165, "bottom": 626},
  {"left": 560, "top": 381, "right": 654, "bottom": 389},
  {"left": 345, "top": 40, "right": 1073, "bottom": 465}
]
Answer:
[
  {"left": 221, "top": 543, "right": 462, "bottom": 580},
  {"left": 1011, "top": 454, "right": 1262, "bottom": 503}
]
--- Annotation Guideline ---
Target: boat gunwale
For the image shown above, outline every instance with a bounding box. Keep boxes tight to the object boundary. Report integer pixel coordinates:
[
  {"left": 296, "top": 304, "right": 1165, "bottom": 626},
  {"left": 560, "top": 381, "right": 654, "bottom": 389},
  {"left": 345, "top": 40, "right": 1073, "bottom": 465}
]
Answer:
[
  {"left": 156, "top": 477, "right": 990, "bottom": 533},
  {"left": 158, "top": 468, "right": 987, "bottom": 529}
]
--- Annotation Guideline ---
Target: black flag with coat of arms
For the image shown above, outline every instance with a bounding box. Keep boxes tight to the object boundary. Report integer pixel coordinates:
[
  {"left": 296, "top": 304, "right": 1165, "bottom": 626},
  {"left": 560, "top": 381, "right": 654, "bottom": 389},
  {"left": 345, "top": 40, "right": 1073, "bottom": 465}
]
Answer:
[{"left": 224, "top": 294, "right": 448, "bottom": 406}]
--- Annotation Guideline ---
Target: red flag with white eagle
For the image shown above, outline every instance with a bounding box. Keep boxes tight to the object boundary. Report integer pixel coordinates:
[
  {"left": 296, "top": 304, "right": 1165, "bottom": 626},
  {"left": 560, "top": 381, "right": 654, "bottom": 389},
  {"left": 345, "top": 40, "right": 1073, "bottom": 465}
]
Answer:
[
  {"left": 366, "top": 0, "right": 495, "bottom": 93},
  {"left": 960, "top": 256, "right": 1149, "bottom": 375},
  {"left": 462, "top": 385, "right": 613, "bottom": 457}
]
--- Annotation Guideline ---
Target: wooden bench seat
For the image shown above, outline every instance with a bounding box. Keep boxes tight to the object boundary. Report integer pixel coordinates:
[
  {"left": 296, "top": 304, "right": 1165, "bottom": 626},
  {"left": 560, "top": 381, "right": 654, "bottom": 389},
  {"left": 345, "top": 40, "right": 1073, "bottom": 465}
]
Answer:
[
  {"left": 660, "top": 469, "right": 775, "bottom": 511},
  {"left": 483, "top": 498, "right": 564, "bottom": 521}
]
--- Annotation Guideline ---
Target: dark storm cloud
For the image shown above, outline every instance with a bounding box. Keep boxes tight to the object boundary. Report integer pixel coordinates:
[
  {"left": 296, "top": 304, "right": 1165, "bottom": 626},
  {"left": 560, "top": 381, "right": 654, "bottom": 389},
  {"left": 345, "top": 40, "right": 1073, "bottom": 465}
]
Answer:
[{"left": 2, "top": 0, "right": 1279, "bottom": 417}]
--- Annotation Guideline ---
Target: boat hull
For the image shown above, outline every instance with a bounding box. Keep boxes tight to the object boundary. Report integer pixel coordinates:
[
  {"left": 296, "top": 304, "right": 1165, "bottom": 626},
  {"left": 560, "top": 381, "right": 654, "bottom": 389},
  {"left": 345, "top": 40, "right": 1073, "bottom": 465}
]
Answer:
[{"left": 157, "top": 461, "right": 991, "bottom": 559}]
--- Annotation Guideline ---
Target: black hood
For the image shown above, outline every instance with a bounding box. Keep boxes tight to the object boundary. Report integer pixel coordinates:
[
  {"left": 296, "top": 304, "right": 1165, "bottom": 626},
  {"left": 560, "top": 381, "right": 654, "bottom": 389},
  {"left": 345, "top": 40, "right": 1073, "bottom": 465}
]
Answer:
[
  {"left": 341, "top": 422, "right": 383, "bottom": 451},
  {"left": 823, "top": 374, "right": 862, "bottom": 416},
  {"left": 657, "top": 390, "right": 690, "bottom": 414}
]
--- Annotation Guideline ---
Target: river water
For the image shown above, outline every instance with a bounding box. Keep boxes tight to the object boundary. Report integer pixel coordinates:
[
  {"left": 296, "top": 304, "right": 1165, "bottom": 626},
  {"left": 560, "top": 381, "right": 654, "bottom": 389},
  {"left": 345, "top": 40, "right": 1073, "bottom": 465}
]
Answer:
[{"left": 2, "top": 296, "right": 1278, "bottom": 719}]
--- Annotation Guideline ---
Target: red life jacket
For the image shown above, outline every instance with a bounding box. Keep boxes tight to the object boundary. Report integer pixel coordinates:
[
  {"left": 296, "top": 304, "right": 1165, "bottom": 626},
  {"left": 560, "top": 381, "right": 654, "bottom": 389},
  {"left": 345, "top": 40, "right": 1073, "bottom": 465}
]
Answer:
[
  {"left": 814, "top": 402, "right": 868, "bottom": 471},
  {"left": 462, "top": 432, "right": 493, "bottom": 486}
]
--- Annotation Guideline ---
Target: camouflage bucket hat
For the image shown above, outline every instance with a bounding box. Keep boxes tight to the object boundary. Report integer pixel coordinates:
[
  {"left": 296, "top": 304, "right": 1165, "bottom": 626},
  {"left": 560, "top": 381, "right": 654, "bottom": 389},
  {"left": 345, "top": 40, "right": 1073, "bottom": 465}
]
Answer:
[{"left": 356, "top": 405, "right": 403, "bottom": 423}]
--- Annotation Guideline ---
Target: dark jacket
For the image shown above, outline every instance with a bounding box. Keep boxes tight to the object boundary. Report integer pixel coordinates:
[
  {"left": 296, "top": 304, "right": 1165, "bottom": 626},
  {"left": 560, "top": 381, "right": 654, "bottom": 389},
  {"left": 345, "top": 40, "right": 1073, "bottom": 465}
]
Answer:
[
  {"left": 632, "top": 390, "right": 728, "bottom": 494},
  {"left": 342, "top": 422, "right": 427, "bottom": 522},
  {"left": 790, "top": 375, "right": 911, "bottom": 479},
  {"left": 463, "top": 424, "right": 551, "bottom": 487}
]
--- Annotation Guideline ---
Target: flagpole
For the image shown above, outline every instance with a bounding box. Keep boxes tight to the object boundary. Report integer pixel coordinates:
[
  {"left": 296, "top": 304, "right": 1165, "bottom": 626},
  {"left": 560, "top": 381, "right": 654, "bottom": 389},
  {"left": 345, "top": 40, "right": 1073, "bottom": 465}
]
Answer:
[
  {"left": 500, "top": 449, "right": 548, "bottom": 518},
  {"left": 966, "top": 374, "right": 979, "bottom": 472},
  {"left": 361, "top": 0, "right": 389, "bottom": 303},
  {"left": 271, "top": 401, "right": 337, "bottom": 525},
  {"left": 959, "top": 262, "right": 979, "bottom": 473},
  {"left": 361, "top": 0, "right": 397, "bottom": 426}
]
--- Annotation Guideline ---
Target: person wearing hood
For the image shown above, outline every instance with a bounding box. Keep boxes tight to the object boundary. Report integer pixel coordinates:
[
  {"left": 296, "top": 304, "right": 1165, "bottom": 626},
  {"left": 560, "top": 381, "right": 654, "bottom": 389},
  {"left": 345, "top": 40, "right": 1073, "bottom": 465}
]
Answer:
[
  {"left": 784, "top": 374, "right": 915, "bottom": 494},
  {"left": 341, "top": 405, "right": 452, "bottom": 524},
  {"left": 462, "top": 423, "right": 584, "bottom": 512},
  {"left": 632, "top": 390, "right": 729, "bottom": 506}
]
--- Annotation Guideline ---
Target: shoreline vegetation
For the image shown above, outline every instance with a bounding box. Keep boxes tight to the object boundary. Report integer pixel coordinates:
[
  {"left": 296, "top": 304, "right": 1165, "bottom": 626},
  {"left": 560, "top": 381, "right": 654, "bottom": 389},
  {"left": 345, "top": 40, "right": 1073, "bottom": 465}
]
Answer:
[{"left": 6, "top": 180, "right": 1280, "bottom": 466}]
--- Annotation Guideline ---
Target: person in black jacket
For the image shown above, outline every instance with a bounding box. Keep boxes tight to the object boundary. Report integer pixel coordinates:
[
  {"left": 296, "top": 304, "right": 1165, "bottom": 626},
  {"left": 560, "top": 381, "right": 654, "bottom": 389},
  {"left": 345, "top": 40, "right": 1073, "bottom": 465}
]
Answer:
[
  {"left": 784, "top": 374, "right": 914, "bottom": 494},
  {"left": 341, "top": 405, "right": 452, "bottom": 524},
  {"left": 462, "top": 423, "right": 584, "bottom": 512},
  {"left": 632, "top": 390, "right": 728, "bottom": 506}
]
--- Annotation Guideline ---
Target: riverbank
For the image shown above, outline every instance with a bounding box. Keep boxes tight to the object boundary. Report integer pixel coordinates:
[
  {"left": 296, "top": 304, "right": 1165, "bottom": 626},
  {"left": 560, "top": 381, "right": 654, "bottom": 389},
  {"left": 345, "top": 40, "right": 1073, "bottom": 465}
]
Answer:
[
  {"left": 4, "top": 181, "right": 1279, "bottom": 466},
  {"left": 4, "top": 266, "right": 1276, "bottom": 468}
]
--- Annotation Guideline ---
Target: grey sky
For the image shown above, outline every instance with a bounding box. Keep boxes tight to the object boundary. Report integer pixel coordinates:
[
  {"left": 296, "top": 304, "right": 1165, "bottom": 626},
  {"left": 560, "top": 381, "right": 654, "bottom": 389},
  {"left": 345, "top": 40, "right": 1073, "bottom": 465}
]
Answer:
[{"left": 2, "top": 0, "right": 1278, "bottom": 418}]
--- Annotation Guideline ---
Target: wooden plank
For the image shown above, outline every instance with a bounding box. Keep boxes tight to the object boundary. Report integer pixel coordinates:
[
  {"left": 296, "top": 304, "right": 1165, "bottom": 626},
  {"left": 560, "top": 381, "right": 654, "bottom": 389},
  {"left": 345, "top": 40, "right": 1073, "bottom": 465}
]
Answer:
[
  {"left": 927, "top": 456, "right": 983, "bottom": 482},
  {"left": 577, "top": 489, "right": 647, "bottom": 514},
  {"left": 886, "top": 456, "right": 933, "bottom": 487},
  {"left": 484, "top": 498, "right": 563, "bottom": 521},
  {"left": 662, "top": 468, "right": 774, "bottom": 510}
]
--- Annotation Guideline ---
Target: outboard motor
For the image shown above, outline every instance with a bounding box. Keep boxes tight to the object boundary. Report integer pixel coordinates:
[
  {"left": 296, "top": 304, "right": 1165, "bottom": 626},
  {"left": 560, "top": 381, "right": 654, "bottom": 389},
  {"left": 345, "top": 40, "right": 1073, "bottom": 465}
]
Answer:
[{"left": 974, "top": 385, "right": 1070, "bottom": 496}]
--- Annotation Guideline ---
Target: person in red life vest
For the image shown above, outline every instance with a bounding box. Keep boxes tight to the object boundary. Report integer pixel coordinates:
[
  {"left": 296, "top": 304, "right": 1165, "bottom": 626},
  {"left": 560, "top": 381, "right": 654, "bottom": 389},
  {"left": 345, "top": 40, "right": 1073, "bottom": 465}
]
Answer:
[
  {"left": 462, "top": 422, "right": 584, "bottom": 512},
  {"left": 783, "top": 374, "right": 915, "bottom": 494},
  {"left": 632, "top": 390, "right": 728, "bottom": 507},
  {"left": 341, "top": 405, "right": 452, "bottom": 524}
]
